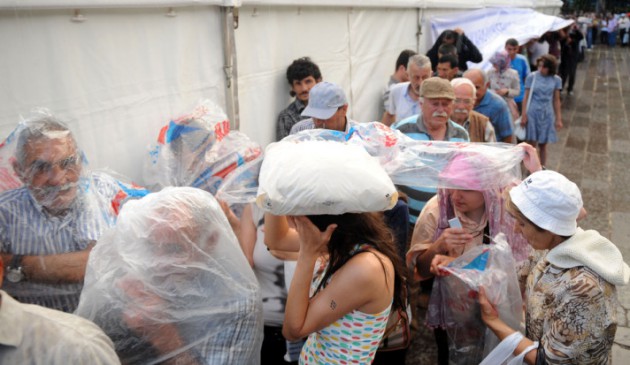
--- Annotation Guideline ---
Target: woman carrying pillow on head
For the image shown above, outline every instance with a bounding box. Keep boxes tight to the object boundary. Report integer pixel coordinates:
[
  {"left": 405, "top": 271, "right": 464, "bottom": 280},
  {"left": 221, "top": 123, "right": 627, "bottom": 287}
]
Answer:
[
  {"left": 476, "top": 170, "right": 629, "bottom": 364},
  {"left": 281, "top": 212, "right": 407, "bottom": 365}
]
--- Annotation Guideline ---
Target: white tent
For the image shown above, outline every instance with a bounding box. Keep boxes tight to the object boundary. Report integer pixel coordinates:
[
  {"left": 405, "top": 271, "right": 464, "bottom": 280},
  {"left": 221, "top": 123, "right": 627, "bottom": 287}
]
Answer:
[{"left": 0, "top": 0, "right": 562, "bottom": 182}]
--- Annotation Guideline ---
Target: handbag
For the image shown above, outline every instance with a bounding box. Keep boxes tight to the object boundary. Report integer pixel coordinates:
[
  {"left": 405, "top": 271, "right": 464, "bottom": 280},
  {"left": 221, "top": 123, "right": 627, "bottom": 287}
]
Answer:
[
  {"left": 514, "top": 73, "right": 537, "bottom": 141},
  {"left": 377, "top": 282, "right": 412, "bottom": 351}
]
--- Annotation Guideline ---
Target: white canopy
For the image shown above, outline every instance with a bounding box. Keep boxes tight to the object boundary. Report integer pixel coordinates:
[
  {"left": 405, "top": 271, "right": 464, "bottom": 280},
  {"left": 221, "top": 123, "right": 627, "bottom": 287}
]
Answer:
[{"left": 0, "top": 1, "right": 563, "bottom": 182}]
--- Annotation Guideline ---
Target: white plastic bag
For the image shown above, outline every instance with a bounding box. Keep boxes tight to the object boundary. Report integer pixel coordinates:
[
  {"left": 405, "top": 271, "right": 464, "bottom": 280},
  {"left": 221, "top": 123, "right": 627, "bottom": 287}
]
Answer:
[{"left": 256, "top": 140, "right": 397, "bottom": 215}]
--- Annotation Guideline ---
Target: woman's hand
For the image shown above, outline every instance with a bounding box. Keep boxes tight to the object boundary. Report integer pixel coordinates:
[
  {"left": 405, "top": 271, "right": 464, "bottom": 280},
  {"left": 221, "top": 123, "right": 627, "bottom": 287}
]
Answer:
[
  {"left": 291, "top": 216, "right": 336, "bottom": 258},
  {"left": 218, "top": 200, "right": 241, "bottom": 236},
  {"left": 555, "top": 117, "right": 563, "bottom": 130},
  {"left": 478, "top": 286, "right": 501, "bottom": 325},
  {"left": 519, "top": 142, "right": 542, "bottom": 173},
  {"left": 520, "top": 113, "right": 528, "bottom": 126},
  {"left": 435, "top": 228, "right": 472, "bottom": 256},
  {"left": 430, "top": 254, "right": 456, "bottom": 276}
]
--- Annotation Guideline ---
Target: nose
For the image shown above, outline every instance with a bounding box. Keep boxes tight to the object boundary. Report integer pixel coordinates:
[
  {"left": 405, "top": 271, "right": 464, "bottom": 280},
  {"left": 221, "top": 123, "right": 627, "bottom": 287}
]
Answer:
[{"left": 47, "top": 164, "right": 67, "bottom": 186}]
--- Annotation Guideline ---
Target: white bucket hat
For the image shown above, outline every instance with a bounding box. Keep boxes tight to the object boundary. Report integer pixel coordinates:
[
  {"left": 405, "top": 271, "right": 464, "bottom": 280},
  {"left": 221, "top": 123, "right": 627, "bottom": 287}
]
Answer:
[{"left": 509, "top": 170, "right": 583, "bottom": 236}]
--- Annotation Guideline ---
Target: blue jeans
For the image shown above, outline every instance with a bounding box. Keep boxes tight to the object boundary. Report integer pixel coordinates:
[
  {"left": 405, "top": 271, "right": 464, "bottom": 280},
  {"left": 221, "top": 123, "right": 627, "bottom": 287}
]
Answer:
[
  {"left": 587, "top": 28, "right": 593, "bottom": 48},
  {"left": 609, "top": 31, "right": 617, "bottom": 47}
]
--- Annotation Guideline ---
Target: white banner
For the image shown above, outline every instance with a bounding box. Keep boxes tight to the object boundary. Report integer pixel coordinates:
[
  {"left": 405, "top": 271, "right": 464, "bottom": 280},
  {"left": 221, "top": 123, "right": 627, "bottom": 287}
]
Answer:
[{"left": 431, "top": 7, "right": 574, "bottom": 70}]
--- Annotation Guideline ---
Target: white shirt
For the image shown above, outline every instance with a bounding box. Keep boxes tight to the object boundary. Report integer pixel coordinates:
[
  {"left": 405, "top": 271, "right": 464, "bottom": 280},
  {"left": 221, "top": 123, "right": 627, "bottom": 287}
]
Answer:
[
  {"left": 386, "top": 81, "right": 420, "bottom": 123},
  {"left": 0, "top": 290, "right": 120, "bottom": 365}
]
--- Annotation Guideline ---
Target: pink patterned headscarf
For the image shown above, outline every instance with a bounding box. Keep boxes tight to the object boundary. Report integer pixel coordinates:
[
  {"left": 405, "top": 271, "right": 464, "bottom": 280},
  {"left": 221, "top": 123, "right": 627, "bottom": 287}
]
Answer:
[{"left": 434, "top": 153, "right": 530, "bottom": 262}]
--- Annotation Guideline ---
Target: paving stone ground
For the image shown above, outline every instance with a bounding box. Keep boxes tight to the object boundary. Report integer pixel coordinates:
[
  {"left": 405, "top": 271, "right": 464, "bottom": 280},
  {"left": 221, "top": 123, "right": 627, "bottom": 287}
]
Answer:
[{"left": 405, "top": 44, "right": 630, "bottom": 364}]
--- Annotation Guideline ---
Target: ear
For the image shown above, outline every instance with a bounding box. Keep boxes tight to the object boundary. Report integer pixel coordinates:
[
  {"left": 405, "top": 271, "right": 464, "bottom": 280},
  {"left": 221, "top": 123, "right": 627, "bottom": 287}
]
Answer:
[
  {"left": 340, "top": 104, "right": 349, "bottom": 114},
  {"left": 12, "top": 159, "right": 28, "bottom": 184}
]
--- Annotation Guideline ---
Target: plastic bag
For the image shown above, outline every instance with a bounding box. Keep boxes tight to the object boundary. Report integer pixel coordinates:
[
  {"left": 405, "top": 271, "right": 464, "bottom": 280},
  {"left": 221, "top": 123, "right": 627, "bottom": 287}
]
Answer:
[
  {"left": 427, "top": 233, "right": 523, "bottom": 365},
  {"left": 76, "top": 187, "right": 263, "bottom": 365},
  {"left": 256, "top": 140, "right": 398, "bottom": 215},
  {"left": 0, "top": 111, "right": 147, "bottom": 313},
  {"left": 144, "top": 100, "right": 262, "bottom": 204}
]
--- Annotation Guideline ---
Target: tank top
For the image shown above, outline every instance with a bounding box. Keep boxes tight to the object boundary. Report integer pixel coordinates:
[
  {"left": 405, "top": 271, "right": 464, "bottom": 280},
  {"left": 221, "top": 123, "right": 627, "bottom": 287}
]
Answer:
[{"left": 299, "top": 244, "right": 392, "bottom": 364}]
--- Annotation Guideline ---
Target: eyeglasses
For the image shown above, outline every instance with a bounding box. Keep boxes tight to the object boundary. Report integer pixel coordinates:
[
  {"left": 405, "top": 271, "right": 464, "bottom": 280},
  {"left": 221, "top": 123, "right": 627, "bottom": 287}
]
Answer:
[
  {"left": 454, "top": 98, "right": 473, "bottom": 105},
  {"left": 28, "top": 155, "right": 80, "bottom": 177}
]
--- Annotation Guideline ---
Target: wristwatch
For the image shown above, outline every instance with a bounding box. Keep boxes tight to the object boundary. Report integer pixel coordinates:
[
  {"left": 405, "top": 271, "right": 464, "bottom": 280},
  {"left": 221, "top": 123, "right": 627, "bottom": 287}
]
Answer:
[{"left": 6, "top": 254, "right": 25, "bottom": 283}]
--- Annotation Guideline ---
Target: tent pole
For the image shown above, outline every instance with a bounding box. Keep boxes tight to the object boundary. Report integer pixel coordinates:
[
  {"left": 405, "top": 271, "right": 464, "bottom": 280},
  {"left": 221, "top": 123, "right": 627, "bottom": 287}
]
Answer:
[{"left": 222, "top": 6, "right": 240, "bottom": 130}]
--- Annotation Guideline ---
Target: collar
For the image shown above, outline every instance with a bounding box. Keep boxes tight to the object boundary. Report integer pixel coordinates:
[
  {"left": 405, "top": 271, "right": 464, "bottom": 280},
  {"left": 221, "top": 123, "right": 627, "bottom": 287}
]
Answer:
[
  {"left": 0, "top": 290, "right": 24, "bottom": 348},
  {"left": 546, "top": 228, "right": 630, "bottom": 286},
  {"left": 414, "top": 113, "right": 458, "bottom": 140},
  {"left": 293, "top": 98, "right": 306, "bottom": 111}
]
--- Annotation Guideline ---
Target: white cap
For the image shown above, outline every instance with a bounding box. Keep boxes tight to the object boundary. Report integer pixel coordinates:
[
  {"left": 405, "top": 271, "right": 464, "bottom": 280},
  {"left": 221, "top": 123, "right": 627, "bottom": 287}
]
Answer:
[
  {"left": 509, "top": 170, "right": 583, "bottom": 236},
  {"left": 301, "top": 82, "right": 347, "bottom": 120}
]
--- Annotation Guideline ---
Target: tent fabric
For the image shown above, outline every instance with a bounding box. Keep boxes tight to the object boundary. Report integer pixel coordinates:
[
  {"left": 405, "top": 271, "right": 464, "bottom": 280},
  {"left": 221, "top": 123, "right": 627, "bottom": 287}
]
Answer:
[
  {"left": 0, "top": 6, "right": 226, "bottom": 183},
  {"left": 0, "top": 1, "right": 240, "bottom": 9},
  {"left": 0, "top": 4, "right": 563, "bottom": 182},
  {"left": 431, "top": 7, "right": 573, "bottom": 70}
]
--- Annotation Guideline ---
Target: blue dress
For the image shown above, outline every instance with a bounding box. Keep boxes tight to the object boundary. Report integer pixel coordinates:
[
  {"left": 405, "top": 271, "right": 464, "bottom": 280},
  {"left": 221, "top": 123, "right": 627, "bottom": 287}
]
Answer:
[{"left": 524, "top": 72, "right": 562, "bottom": 143}]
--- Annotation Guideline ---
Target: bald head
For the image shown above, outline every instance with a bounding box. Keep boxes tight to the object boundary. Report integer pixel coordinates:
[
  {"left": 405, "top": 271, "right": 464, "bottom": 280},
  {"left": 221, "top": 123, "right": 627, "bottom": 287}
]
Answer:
[{"left": 463, "top": 69, "right": 489, "bottom": 105}]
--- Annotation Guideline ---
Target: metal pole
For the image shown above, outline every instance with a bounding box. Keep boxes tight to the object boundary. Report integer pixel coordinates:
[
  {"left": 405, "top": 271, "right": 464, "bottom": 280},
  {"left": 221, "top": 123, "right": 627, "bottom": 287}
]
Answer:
[{"left": 221, "top": 6, "right": 240, "bottom": 130}]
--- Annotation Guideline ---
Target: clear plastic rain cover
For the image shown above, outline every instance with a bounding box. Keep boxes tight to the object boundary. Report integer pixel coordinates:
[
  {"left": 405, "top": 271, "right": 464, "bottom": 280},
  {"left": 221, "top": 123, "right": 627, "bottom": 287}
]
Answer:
[
  {"left": 75, "top": 187, "right": 263, "bottom": 365},
  {"left": 144, "top": 100, "right": 263, "bottom": 204},
  {"left": 0, "top": 110, "right": 148, "bottom": 312}
]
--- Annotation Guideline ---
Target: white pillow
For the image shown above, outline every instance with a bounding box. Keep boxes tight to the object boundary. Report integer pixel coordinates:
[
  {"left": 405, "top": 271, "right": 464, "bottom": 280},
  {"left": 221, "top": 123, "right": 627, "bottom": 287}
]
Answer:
[{"left": 256, "top": 140, "right": 398, "bottom": 215}]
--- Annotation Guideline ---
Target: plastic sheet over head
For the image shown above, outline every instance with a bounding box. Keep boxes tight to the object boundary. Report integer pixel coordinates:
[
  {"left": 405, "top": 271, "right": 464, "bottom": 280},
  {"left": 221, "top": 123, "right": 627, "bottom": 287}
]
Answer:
[
  {"left": 0, "top": 110, "right": 148, "bottom": 312},
  {"left": 427, "top": 233, "right": 523, "bottom": 365},
  {"left": 75, "top": 187, "right": 263, "bottom": 365},
  {"left": 281, "top": 122, "right": 525, "bottom": 190},
  {"left": 256, "top": 139, "right": 398, "bottom": 215},
  {"left": 144, "top": 100, "right": 263, "bottom": 204}
]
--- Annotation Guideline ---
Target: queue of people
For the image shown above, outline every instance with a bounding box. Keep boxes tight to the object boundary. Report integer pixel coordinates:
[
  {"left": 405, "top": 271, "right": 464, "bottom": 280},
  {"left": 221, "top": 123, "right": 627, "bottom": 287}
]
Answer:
[{"left": 1, "top": 22, "right": 628, "bottom": 365}]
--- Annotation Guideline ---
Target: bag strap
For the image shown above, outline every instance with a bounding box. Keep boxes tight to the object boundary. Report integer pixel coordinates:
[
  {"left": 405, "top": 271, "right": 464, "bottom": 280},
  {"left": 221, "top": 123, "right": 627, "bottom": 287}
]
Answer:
[{"left": 526, "top": 73, "right": 537, "bottom": 109}]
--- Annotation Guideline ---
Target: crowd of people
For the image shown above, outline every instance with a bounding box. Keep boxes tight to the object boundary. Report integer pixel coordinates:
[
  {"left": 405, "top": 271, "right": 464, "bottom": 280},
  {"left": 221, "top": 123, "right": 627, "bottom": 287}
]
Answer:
[{"left": 1, "top": 14, "right": 629, "bottom": 365}]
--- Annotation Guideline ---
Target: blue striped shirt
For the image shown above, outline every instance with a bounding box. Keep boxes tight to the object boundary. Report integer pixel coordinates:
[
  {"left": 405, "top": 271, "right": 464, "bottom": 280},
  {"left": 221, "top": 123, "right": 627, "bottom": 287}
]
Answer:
[
  {"left": 0, "top": 173, "right": 119, "bottom": 312},
  {"left": 391, "top": 114, "right": 469, "bottom": 225}
]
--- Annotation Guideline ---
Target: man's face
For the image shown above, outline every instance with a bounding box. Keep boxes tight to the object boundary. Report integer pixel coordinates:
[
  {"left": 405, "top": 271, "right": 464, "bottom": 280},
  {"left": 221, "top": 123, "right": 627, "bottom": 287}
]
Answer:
[
  {"left": 452, "top": 84, "right": 475, "bottom": 124},
  {"left": 408, "top": 64, "right": 432, "bottom": 95},
  {"left": 465, "top": 72, "right": 488, "bottom": 105},
  {"left": 437, "top": 62, "right": 457, "bottom": 81},
  {"left": 291, "top": 76, "right": 318, "bottom": 103},
  {"left": 505, "top": 44, "right": 518, "bottom": 60},
  {"left": 18, "top": 136, "right": 81, "bottom": 213},
  {"left": 421, "top": 97, "right": 453, "bottom": 129},
  {"left": 313, "top": 105, "right": 348, "bottom": 132}
]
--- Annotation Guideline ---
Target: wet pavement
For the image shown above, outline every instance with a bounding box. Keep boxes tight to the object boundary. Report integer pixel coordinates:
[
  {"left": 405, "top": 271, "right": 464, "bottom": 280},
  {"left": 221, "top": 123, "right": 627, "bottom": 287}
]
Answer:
[{"left": 405, "top": 45, "right": 630, "bottom": 364}]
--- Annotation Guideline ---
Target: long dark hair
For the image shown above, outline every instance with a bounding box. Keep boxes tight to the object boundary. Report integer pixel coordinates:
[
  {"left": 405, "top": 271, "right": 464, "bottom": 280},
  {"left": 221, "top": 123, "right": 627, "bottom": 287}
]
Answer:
[{"left": 307, "top": 212, "right": 407, "bottom": 311}]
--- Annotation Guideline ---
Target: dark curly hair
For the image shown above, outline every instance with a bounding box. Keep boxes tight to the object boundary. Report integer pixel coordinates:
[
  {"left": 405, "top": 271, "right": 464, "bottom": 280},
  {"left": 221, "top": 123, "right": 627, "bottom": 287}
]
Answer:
[
  {"left": 307, "top": 212, "right": 407, "bottom": 312},
  {"left": 536, "top": 54, "right": 559, "bottom": 76},
  {"left": 286, "top": 57, "right": 322, "bottom": 96}
]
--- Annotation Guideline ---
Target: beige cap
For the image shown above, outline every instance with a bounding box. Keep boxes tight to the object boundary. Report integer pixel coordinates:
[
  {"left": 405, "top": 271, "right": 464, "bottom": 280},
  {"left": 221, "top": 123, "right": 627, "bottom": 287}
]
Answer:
[{"left": 420, "top": 77, "right": 456, "bottom": 100}]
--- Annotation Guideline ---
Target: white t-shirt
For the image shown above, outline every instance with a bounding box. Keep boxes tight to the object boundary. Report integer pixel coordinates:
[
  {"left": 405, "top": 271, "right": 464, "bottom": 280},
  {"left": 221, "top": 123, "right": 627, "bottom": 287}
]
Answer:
[
  {"left": 251, "top": 205, "right": 290, "bottom": 327},
  {"left": 386, "top": 81, "right": 420, "bottom": 123}
]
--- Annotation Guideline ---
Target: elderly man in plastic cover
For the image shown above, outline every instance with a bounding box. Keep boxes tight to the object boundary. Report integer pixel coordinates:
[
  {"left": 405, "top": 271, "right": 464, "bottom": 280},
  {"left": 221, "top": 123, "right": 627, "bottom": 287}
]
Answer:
[
  {"left": 0, "top": 114, "right": 129, "bottom": 313},
  {"left": 75, "top": 187, "right": 263, "bottom": 365},
  {"left": 0, "top": 256, "right": 121, "bottom": 364}
]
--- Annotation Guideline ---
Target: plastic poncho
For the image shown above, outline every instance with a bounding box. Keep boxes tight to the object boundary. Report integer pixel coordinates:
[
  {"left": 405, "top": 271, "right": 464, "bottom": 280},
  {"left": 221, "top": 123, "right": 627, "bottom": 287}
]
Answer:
[
  {"left": 75, "top": 187, "right": 263, "bottom": 365},
  {"left": 0, "top": 111, "right": 148, "bottom": 313},
  {"left": 144, "top": 100, "right": 263, "bottom": 204}
]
